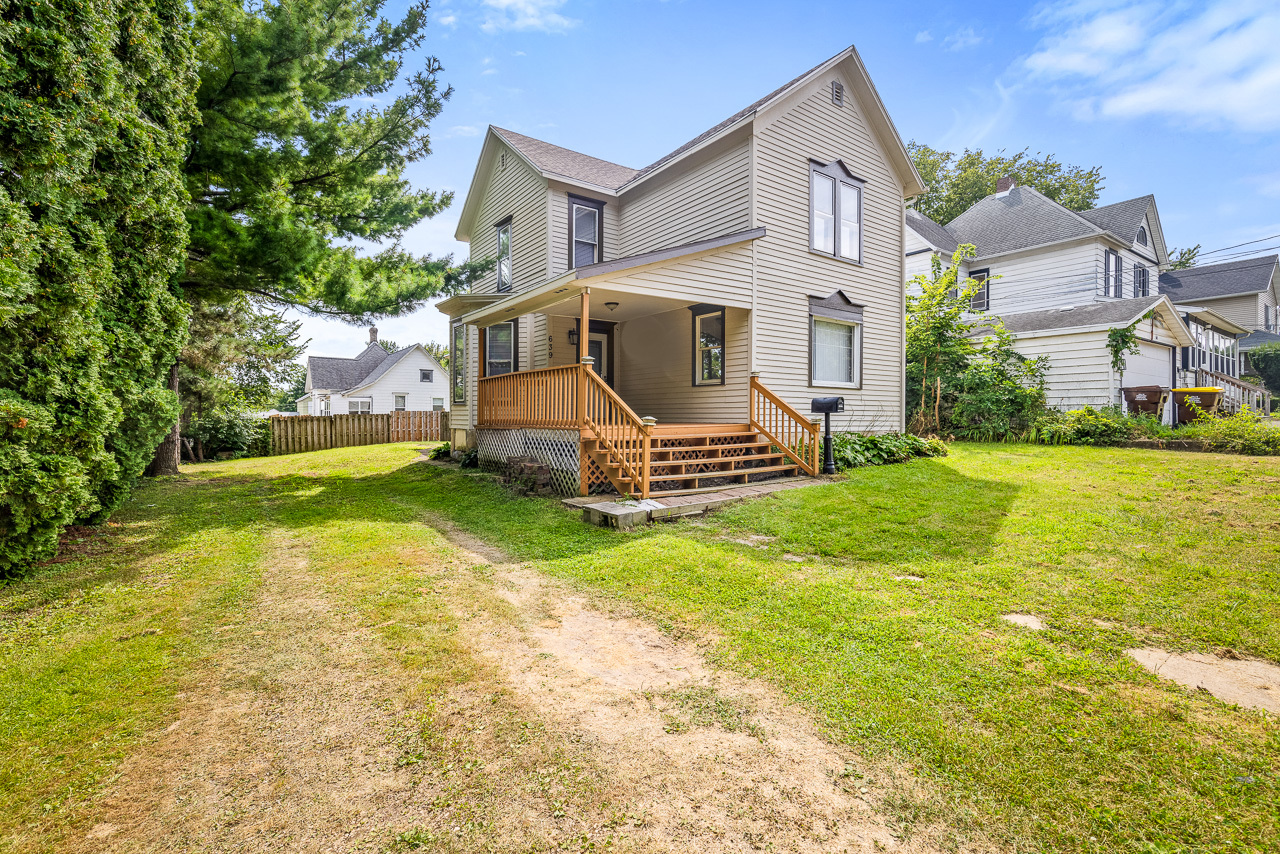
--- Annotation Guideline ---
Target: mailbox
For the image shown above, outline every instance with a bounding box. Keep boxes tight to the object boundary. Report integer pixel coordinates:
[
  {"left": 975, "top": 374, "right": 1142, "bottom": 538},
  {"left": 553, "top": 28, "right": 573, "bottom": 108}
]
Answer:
[{"left": 811, "top": 396, "right": 845, "bottom": 414}]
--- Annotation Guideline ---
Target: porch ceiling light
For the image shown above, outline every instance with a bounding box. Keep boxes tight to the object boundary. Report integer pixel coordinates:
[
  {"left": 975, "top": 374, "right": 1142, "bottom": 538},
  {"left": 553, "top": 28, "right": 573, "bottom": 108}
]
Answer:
[{"left": 605, "top": 301, "right": 619, "bottom": 312}]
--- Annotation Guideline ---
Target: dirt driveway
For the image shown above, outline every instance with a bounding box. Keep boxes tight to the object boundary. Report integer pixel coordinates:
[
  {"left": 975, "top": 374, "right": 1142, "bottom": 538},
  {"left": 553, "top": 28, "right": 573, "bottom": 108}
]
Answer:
[{"left": 73, "top": 524, "right": 973, "bottom": 853}]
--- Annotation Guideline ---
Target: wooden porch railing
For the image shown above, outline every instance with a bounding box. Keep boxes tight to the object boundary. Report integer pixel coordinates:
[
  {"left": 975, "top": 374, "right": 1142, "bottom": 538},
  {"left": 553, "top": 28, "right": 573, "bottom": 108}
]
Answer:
[
  {"left": 581, "top": 366, "right": 652, "bottom": 498},
  {"left": 477, "top": 364, "right": 580, "bottom": 429},
  {"left": 1196, "top": 368, "right": 1271, "bottom": 414},
  {"left": 749, "top": 375, "right": 820, "bottom": 476}
]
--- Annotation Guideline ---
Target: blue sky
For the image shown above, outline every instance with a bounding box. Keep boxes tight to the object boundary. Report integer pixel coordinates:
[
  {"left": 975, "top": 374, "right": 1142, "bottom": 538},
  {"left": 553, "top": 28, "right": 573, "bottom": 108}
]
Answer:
[{"left": 294, "top": 0, "right": 1280, "bottom": 358}]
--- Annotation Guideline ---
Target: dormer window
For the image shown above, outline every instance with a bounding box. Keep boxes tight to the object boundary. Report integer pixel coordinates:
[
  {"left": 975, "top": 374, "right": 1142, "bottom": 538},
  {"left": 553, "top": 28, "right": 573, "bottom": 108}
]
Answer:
[
  {"left": 569, "top": 195, "right": 604, "bottom": 268},
  {"left": 495, "top": 219, "right": 512, "bottom": 292},
  {"left": 809, "top": 161, "right": 863, "bottom": 263},
  {"left": 1136, "top": 225, "right": 1148, "bottom": 246}
]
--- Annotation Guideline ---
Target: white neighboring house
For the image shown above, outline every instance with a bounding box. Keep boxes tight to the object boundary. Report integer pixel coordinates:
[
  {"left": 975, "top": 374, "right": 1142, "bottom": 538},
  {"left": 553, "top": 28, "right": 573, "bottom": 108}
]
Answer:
[
  {"left": 905, "top": 179, "right": 1265, "bottom": 413},
  {"left": 296, "top": 328, "right": 450, "bottom": 415}
]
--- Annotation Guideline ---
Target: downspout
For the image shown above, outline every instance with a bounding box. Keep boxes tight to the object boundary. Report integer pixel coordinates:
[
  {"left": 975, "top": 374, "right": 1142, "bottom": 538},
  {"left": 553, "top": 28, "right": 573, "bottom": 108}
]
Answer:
[{"left": 748, "top": 127, "right": 758, "bottom": 377}]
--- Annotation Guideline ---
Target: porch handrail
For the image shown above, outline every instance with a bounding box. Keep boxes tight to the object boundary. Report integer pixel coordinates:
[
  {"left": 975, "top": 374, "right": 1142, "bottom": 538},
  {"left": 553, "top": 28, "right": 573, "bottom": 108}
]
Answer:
[
  {"left": 581, "top": 366, "right": 651, "bottom": 498},
  {"left": 1196, "top": 368, "right": 1271, "bottom": 414},
  {"left": 477, "top": 364, "right": 580, "bottom": 429},
  {"left": 749, "top": 376, "right": 820, "bottom": 476}
]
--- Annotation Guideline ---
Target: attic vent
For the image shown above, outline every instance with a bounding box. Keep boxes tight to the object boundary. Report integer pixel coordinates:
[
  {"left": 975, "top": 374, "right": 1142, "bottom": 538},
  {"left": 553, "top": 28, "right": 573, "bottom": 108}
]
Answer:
[
  {"left": 499, "top": 151, "right": 507, "bottom": 169},
  {"left": 831, "top": 80, "right": 845, "bottom": 107}
]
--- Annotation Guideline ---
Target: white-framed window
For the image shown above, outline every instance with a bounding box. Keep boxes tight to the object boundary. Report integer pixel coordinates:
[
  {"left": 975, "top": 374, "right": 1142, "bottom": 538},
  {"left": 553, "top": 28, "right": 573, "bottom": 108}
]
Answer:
[
  {"left": 451, "top": 323, "right": 466, "bottom": 404},
  {"left": 810, "top": 161, "right": 863, "bottom": 263},
  {"left": 495, "top": 219, "right": 512, "bottom": 292},
  {"left": 420, "top": 369, "right": 433, "bottom": 382},
  {"left": 393, "top": 394, "right": 406, "bottom": 411},
  {"left": 690, "top": 305, "right": 725, "bottom": 386},
  {"left": 348, "top": 399, "right": 371, "bottom": 414},
  {"left": 486, "top": 321, "right": 515, "bottom": 376},
  {"left": 1104, "top": 250, "right": 1123, "bottom": 297},
  {"left": 808, "top": 293, "right": 864, "bottom": 388},
  {"left": 432, "top": 397, "right": 444, "bottom": 411},
  {"left": 569, "top": 196, "right": 603, "bottom": 268},
  {"left": 320, "top": 398, "right": 331, "bottom": 416}
]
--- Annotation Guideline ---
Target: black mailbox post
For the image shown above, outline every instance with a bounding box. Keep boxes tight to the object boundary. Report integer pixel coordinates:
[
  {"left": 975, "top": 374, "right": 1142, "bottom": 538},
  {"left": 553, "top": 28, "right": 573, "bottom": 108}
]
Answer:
[{"left": 810, "top": 397, "right": 844, "bottom": 475}]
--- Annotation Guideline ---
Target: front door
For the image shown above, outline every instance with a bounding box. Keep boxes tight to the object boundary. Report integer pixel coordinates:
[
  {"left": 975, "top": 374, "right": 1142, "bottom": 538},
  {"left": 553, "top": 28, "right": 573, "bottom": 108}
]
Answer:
[{"left": 588, "top": 332, "right": 610, "bottom": 385}]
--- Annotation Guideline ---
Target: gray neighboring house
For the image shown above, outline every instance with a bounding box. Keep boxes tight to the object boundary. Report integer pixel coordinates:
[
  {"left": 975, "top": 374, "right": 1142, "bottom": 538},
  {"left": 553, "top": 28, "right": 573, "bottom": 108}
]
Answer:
[{"left": 297, "top": 328, "right": 450, "bottom": 415}]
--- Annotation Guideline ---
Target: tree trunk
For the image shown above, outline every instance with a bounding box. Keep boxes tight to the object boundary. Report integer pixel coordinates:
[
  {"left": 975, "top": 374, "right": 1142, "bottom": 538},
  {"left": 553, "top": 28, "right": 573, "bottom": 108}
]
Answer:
[{"left": 145, "top": 363, "right": 181, "bottom": 477}]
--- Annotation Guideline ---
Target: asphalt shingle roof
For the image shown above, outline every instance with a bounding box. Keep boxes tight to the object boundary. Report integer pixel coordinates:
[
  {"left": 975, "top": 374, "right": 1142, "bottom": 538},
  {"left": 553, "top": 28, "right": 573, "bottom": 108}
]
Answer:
[
  {"left": 1241, "top": 329, "right": 1280, "bottom": 351},
  {"left": 947, "top": 186, "right": 1102, "bottom": 258},
  {"left": 492, "top": 127, "right": 639, "bottom": 191},
  {"left": 1159, "top": 255, "right": 1279, "bottom": 302},
  {"left": 308, "top": 342, "right": 401, "bottom": 392},
  {"left": 906, "top": 209, "right": 959, "bottom": 253},
  {"left": 1079, "top": 195, "right": 1153, "bottom": 245},
  {"left": 992, "top": 295, "right": 1165, "bottom": 334}
]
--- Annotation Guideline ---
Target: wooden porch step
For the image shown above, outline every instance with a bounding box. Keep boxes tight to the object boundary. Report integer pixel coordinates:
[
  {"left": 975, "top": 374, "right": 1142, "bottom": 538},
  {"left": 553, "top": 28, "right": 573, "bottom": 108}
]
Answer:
[
  {"left": 650, "top": 440, "right": 772, "bottom": 456},
  {"left": 648, "top": 463, "right": 799, "bottom": 485},
  {"left": 648, "top": 453, "right": 790, "bottom": 475},
  {"left": 648, "top": 423, "right": 754, "bottom": 437}
]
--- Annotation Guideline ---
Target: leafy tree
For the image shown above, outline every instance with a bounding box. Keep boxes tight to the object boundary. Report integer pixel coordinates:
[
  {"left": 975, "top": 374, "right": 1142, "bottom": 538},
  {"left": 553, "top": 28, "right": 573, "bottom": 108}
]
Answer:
[
  {"left": 1248, "top": 344, "right": 1280, "bottom": 404},
  {"left": 0, "top": 0, "right": 197, "bottom": 575},
  {"left": 423, "top": 340, "right": 450, "bottom": 371},
  {"left": 1168, "top": 245, "right": 1201, "bottom": 270},
  {"left": 273, "top": 365, "right": 309, "bottom": 412},
  {"left": 908, "top": 142, "right": 1104, "bottom": 225},
  {"left": 379, "top": 340, "right": 401, "bottom": 353},
  {"left": 906, "top": 247, "right": 1047, "bottom": 438}
]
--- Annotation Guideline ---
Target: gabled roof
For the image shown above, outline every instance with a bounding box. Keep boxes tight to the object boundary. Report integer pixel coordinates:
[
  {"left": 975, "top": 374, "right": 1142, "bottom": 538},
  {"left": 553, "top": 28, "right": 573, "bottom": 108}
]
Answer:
[
  {"left": 906, "top": 209, "right": 959, "bottom": 254},
  {"left": 948, "top": 185, "right": 1111, "bottom": 258},
  {"left": 1241, "top": 329, "right": 1280, "bottom": 351},
  {"left": 992, "top": 294, "right": 1170, "bottom": 335},
  {"left": 456, "top": 45, "right": 924, "bottom": 242},
  {"left": 491, "top": 127, "right": 638, "bottom": 191},
  {"left": 1158, "top": 255, "right": 1280, "bottom": 302},
  {"left": 307, "top": 342, "right": 444, "bottom": 394},
  {"left": 1079, "top": 195, "right": 1153, "bottom": 244}
]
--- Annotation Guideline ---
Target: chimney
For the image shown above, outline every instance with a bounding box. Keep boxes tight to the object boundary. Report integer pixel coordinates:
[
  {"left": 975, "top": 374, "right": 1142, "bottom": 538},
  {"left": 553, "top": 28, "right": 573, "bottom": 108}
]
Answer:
[
  {"left": 368, "top": 326, "right": 378, "bottom": 344},
  {"left": 996, "top": 175, "right": 1017, "bottom": 195}
]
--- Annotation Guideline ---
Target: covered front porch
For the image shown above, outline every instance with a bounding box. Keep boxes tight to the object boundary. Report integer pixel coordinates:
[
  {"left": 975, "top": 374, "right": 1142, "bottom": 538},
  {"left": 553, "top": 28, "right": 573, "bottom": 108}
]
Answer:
[{"left": 450, "top": 282, "right": 819, "bottom": 498}]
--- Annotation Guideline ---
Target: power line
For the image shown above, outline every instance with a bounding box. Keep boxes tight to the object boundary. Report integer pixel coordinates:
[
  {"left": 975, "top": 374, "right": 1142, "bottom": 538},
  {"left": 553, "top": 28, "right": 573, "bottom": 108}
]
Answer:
[{"left": 1197, "top": 232, "right": 1280, "bottom": 258}]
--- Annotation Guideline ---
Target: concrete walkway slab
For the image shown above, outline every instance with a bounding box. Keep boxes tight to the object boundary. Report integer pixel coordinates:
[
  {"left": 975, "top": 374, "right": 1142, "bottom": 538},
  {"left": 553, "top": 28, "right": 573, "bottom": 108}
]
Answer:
[{"left": 567, "top": 477, "right": 823, "bottom": 529}]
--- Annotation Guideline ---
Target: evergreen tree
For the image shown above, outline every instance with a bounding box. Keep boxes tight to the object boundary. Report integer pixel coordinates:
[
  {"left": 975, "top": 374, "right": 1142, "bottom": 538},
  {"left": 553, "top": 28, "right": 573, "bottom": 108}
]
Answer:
[
  {"left": 909, "top": 143, "right": 1104, "bottom": 225},
  {"left": 0, "top": 0, "right": 197, "bottom": 575}
]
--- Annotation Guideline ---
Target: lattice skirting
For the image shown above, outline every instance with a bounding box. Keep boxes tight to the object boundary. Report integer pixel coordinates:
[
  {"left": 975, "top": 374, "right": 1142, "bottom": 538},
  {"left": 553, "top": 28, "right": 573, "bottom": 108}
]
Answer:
[{"left": 477, "top": 428, "right": 581, "bottom": 496}]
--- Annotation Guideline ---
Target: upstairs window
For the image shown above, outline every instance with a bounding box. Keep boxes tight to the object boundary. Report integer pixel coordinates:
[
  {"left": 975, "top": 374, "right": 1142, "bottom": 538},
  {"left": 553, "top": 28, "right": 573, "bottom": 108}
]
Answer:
[
  {"left": 689, "top": 305, "right": 725, "bottom": 386},
  {"left": 1132, "top": 265, "right": 1150, "bottom": 298},
  {"left": 969, "top": 269, "right": 990, "bottom": 312},
  {"left": 420, "top": 369, "right": 433, "bottom": 382},
  {"left": 451, "top": 323, "right": 467, "bottom": 404},
  {"left": 1104, "top": 250, "right": 1123, "bottom": 297},
  {"left": 809, "top": 161, "right": 863, "bottom": 263},
  {"left": 1137, "top": 225, "right": 1148, "bottom": 246},
  {"left": 569, "top": 196, "right": 604, "bottom": 268},
  {"left": 495, "top": 219, "right": 512, "bottom": 292}
]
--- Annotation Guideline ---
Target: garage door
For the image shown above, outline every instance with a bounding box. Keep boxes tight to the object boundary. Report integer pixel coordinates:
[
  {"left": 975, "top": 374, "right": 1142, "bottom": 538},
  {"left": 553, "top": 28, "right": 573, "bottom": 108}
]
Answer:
[{"left": 1123, "top": 342, "right": 1173, "bottom": 387}]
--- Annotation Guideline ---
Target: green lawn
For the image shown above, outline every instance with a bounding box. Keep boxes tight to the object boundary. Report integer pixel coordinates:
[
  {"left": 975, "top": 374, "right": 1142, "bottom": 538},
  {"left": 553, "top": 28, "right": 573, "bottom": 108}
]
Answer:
[{"left": 3, "top": 443, "right": 1277, "bottom": 853}]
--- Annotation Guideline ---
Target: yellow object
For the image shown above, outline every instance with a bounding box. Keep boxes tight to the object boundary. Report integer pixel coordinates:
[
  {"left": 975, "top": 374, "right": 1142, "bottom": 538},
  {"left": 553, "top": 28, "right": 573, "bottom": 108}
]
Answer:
[{"left": 1171, "top": 387, "right": 1223, "bottom": 393}]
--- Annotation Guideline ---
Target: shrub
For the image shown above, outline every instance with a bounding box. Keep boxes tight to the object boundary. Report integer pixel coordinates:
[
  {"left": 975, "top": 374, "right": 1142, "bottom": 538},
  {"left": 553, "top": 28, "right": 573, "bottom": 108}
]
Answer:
[
  {"left": 1180, "top": 408, "right": 1280, "bottom": 456},
  {"left": 830, "top": 432, "right": 947, "bottom": 470},
  {"left": 458, "top": 447, "right": 479, "bottom": 469},
  {"left": 1027, "top": 406, "right": 1136, "bottom": 446},
  {"left": 428, "top": 442, "right": 452, "bottom": 460},
  {"left": 186, "top": 412, "right": 269, "bottom": 459}
]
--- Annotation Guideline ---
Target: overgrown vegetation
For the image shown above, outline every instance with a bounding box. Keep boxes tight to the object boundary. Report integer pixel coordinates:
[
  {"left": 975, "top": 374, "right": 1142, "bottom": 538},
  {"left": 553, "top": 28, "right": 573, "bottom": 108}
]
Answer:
[
  {"left": 0, "top": 0, "right": 198, "bottom": 576},
  {"left": 1249, "top": 343, "right": 1280, "bottom": 400},
  {"left": 1028, "top": 403, "right": 1280, "bottom": 455},
  {"left": 830, "top": 433, "right": 946, "bottom": 469},
  {"left": 905, "top": 246, "right": 1048, "bottom": 440}
]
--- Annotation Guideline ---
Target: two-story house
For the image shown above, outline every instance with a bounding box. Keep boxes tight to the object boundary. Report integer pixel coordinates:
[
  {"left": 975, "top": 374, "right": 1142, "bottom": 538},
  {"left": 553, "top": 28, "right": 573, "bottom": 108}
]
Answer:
[
  {"left": 436, "top": 46, "right": 925, "bottom": 498},
  {"left": 905, "top": 180, "right": 1267, "bottom": 414},
  {"left": 297, "top": 328, "right": 450, "bottom": 415}
]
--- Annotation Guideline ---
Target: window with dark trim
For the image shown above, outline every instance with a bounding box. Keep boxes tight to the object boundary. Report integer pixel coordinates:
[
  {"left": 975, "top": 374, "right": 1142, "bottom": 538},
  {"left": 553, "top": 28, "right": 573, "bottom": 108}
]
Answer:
[
  {"left": 689, "top": 305, "right": 725, "bottom": 386},
  {"left": 808, "top": 292, "right": 863, "bottom": 388},
  {"left": 420, "top": 369, "right": 433, "bottom": 382},
  {"left": 1137, "top": 225, "right": 1148, "bottom": 246},
  {"left": 969, "top": 269, "right": 990, "bottom": 312},
  {"left": 451, "top": 323, "right": 467, "bottom": 404},
  {"left": 485, "top": 320, "right": 518, "bottom": 377},
  {"left": 568, "top": 195, "right": 604, "bottom": 268},
  {"left": 809, "top": 161, "right": 863, "bottom": 263},
  {"left": 495, "top": 218, "right": 512, "bottom": 292},
  {"left": 1132, "top": 264, "right": 1150, "bottom": 298}
]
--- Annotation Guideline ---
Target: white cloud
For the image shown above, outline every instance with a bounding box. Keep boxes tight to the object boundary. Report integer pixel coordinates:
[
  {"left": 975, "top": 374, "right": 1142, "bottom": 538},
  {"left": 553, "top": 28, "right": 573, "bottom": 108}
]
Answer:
[
  {"left": 481, "top": 68, "right": 498, "bottom": 75},
  {"left": 915, "top": 30, "right": 933, "bottom": 43},
  {"left": 1023, "top": 0, "right": 1280, "bottom": 131},
  {"left": 437, "top": 13, "right": 457, "bottom": 26},
  {"left": 480, "top": 0, "right": 577, "bottom": 33},
  {"left": 943, "top": 27, "right": 983, "bottom": 51},
  {"left": 444, "top": 125, "right": 481, "bottom": 138}
]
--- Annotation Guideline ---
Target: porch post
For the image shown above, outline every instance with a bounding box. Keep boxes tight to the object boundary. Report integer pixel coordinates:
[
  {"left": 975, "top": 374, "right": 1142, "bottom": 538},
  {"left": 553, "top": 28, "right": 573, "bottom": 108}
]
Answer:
[
  {"left": 579, "top": 288, "right": 590, "bottom": 362},
  {"left": 476, "top": 325, "right": 486, "bottom": 427}
]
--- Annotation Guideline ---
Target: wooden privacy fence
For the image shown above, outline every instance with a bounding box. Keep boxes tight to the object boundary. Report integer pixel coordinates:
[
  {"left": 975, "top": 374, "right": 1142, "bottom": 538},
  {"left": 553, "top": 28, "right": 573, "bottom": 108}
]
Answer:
[{"left": 269, "top": 411, "right": 449, "bottom": 455}]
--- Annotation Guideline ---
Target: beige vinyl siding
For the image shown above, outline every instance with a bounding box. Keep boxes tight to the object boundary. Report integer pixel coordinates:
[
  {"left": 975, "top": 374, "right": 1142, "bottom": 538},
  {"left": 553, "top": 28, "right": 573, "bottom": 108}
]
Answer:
[
  {"left": 470, "top": 147, "right": 548, "bottom": 294},
  {"left": 618, "top": 307, "right": 750, "bottom": 423},
  {"left": 752, "top": 72, "right": 906, "bottom": 432},
  {"left": 602, "top": 244, "right": 754, "bottom": 307},
  {"left": 1194, "top": 294, "right": 1263, "bottom": 331},
  {"left": 617, "top": 137, "right": 752, "bottom": 256},
  {"left": 977, "top": 241, "right": 1103, "bottom": 315},
  {"left": 547, "top": 181, "right": 620, "bottom": 277}
]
